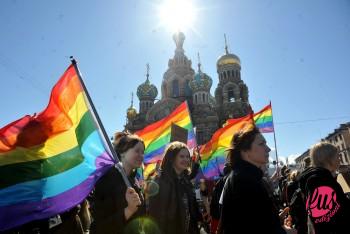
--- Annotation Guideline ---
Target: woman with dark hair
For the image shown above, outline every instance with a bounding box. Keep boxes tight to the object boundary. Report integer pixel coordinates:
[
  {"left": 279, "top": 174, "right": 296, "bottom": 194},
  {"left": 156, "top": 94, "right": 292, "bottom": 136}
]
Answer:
[
  {"left": 91, "top": 132, "right": 146, "bottom": 234},
  {"left": 148, "top": 141, "right": 201, "bottom": 234},
  {"left": 220, "top": 126, "right": 287, "bottom": 234}
]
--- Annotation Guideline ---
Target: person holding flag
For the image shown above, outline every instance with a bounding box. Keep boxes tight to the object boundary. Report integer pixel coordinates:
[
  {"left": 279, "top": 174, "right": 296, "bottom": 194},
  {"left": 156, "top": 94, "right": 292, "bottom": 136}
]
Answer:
[{"left": 91, "top": 132, "right": 146, "bottom": 234}]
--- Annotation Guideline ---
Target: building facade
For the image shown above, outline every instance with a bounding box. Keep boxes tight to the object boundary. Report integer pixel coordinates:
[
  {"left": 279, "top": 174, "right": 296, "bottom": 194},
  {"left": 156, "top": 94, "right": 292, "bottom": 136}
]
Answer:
[
  {"left": 295, "top": 122, "right": 350, "bottom": 171},
  {"left": 324, "top": 123, "right": 350, "bottom": 167},
  {"left": 125, "top": 32, "right": 251, "bottom": 144}
]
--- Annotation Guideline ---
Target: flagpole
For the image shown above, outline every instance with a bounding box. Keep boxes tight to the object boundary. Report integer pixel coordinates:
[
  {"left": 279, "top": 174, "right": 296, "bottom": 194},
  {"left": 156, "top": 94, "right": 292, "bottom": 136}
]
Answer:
[
  {"left": 185, "top": 100, "right": 201, "bottom": 163},
  {"left": 70, "top": 57, "right": 131, "bottom": 187},
  {"left": 270, "top": 100, "right": 279, "bottom": 167}
]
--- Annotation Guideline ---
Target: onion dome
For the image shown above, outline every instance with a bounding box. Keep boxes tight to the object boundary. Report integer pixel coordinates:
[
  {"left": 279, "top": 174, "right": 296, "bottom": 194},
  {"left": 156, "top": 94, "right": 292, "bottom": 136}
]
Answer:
[
  {"left": 189, "top": 53, "right": 212, "bottom": 92},
  {"left": 127, "top": 106, "right": 137, "bottom": 119},
  {"left": 137, "top": 64, "right": 158, "bottom": 100},
  {"left": 126, "top": 92, "right": 137, "bottom": 119},
  {"left": 217, "top": 34, "right": 241, "bottom": 68},
  {"left": 217, "top": 53, "right": 241, "bottom": 67}
]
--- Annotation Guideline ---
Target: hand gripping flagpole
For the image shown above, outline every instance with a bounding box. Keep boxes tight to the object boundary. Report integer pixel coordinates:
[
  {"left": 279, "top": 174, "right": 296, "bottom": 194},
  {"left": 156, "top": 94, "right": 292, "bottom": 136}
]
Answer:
[{"left": 70, "top": 57, "right": 131, "bottom": 187}]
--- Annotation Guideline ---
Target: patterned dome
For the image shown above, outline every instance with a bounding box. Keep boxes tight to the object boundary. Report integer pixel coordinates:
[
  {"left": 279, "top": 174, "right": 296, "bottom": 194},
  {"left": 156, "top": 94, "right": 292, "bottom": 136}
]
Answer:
[
  {"left": 217, "top": 53, "right": 241, "bottom": 67},
  {"left": 137, "top": 78, "right": 158, "bottom": 100},
  {"left": 189, "top": 70, "right": 212, "bottom": 93},
  {"left": 127, "top": 106, "right": 137, "bottom": 119}
]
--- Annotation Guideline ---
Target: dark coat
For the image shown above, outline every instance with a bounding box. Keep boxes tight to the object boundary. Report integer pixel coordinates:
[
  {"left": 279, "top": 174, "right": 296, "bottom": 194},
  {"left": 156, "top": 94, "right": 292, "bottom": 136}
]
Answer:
[
  {"left": 91, "top": 166, "right": 146, "bottom": 234},
  {"left": 148, "top": 169, "right": 201, "bottom": 234},
  {"left": 210, "top": 175, "right": 228, "bottom": 219},
  {"left": 221, "top": 160, "right": 286, "bottom": 234},
  {"left": 299, "top": 167, "right": 350, "bottom": 234}
]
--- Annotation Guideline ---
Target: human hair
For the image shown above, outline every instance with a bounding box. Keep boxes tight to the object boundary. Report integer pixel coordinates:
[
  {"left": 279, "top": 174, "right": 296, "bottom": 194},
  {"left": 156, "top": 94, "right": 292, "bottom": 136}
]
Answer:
[
  {"left": 226, "top": 126, "right": 260, "bottom": 168},
  {"left": 222, "top": 163, "right": 232, "bottom": 176},
  {"left": 161, "top": 141, "right": 190, "bottom": 176},
  {"left": 113, "top": 131, "right": 144, "bottom": 160},
  {"left": 303, "top": 156, "right": 311, "bottom": 168},
  {"left": 288, "top": 170, "right": 299, "bottom": 182},
  {"left": 310, "top": 142, "right": 338, "bottom": 168}
]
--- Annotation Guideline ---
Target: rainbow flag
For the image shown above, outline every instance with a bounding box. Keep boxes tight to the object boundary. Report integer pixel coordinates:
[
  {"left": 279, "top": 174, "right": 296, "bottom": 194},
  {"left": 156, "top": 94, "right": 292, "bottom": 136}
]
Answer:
[
  {"left": 225, "top": 103, "right": 274, "bottom": 133},
  {"left": 0, "top": 64, "right": 114, "bottom": 231},
  {"left": 253, "top": 103, "right": 274, "bottom": 133},
  {"left": 199, "top": 114, "right": 254, "bottom": 179},
  {"left": 135, "top": 101, "right": 196, "bottom": 165}
]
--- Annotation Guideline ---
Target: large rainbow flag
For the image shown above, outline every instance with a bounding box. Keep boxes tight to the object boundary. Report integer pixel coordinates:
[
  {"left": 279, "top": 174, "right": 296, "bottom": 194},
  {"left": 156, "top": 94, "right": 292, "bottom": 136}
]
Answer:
[
  {"left": 0, "top": 64, "right": 115, "bottom": 231},
  {"left": 199, "top": 114, "right": 254, "bottom": 179},
  {"left": 135, "top": 101, "right": 196, "bottom": 176},
  {"left": 253, "top": 103, "right": 274, "bottom": 133}
]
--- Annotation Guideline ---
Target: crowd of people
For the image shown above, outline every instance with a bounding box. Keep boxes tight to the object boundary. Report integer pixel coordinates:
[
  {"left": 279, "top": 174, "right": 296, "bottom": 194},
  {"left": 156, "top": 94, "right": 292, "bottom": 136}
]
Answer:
[{"left": 5, "top": 127, "right": 350, "bottom": 234}]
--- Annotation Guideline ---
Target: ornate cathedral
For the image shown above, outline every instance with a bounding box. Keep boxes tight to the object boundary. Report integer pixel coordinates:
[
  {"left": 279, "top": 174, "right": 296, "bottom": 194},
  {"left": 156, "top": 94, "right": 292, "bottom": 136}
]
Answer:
[{"left": 125, "top": 32, "right": 251, "bottom": 144}]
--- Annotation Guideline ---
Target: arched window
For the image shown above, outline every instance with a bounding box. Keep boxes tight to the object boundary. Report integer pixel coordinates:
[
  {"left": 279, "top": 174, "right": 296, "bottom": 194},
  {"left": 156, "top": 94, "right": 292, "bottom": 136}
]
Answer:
[
  {"left": 202, "top": 93, "right": 205, "bottom": 103},
  {"left": 185, "top": 80, "right": 192, "bottom": 97},
  {"left": 172, "top": 80, "right": 179, "bottom": 97},
  {"left": 195, "top": 94, "right": 198, "bottom": 104},
  {"left": 227, "top": 87, "right": 234, "bottom": 102}
]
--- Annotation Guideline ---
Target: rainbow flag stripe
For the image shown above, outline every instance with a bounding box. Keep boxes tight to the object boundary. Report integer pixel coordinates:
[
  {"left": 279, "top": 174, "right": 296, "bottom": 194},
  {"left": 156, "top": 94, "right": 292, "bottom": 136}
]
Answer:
[
  {"left": 225, "top": 103, "right": 274, "bottom": 133},
  {"left": 253, "top": 103, "right": 274, "bottom": 133},
  {"left": 135, "top": 102, "right": 196, "bottom": 165},
  {"left": 199, "top": 114, "right": 254, "bottom": 179},
  {"left": 0, "top": 64, "right": 114, "bottom": 231}
]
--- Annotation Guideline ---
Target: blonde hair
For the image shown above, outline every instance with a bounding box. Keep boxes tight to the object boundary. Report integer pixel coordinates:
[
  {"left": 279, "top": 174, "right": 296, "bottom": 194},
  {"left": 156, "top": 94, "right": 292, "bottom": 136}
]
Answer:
[
  {"left": 288, "top": 170, "right": 299, "bottom": 182},
  {"left": 310, "top": 142, "right": 338, "bottom": 168}
]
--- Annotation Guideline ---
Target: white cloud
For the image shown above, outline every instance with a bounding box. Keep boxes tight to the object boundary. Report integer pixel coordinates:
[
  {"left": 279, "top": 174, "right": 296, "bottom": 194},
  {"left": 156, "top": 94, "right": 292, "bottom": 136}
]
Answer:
[{"left": 268, "top": 150, "right": 300, "bottom": 166}]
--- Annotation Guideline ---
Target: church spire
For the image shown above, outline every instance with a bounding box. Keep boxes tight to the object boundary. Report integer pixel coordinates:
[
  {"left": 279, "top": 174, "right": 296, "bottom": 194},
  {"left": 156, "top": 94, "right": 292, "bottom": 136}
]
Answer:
[
  {"left": 146, "top": 63, "right": 150, "bottom": 82},
  {"left": 197, "top": 52, "right": 201, "bottom": 73},
  {"left": 224, "top": 33, "right": 229, "bottom": 54},
  {"left": 130, "top": 92, "right": 134, "bottom": 107}
]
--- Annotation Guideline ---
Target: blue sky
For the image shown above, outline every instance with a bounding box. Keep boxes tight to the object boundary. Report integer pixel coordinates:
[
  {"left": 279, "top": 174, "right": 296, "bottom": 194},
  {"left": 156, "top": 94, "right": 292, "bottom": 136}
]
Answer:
[{"left": 1, "top": 0, "right": 350, "bottom": 162}]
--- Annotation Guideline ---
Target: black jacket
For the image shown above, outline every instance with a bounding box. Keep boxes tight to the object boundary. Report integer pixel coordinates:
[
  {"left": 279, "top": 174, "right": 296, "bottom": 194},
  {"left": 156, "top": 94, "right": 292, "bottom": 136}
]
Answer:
[
  {"left": 221, "top": 160, "right": 285, "bottom": 234},
  {"left": 210, "top": 175, "right": 228, "bottom": 219},
  {"left": 299, "top": 167, "right": 350, "bottom": 234},
  {"left": 148, "top": 169, "right": 201, "bottom": 234},
  {"left": 91, "top": 167, "right": 146, "bottom": 234}
]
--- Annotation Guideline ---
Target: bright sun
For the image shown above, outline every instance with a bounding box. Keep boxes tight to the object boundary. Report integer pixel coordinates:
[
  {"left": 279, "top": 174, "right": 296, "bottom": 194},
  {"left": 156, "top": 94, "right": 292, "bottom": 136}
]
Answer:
[{"left": 157, "top": 0, "right": 197, "bottom": 32}]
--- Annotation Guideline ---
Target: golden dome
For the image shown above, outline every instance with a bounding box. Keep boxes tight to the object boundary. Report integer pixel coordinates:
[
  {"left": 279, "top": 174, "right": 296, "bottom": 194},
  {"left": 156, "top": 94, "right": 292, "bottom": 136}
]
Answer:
[
  {"left": 127, "top": 106, "right": 137, "bottom": 119},
  {"left": 217, "top": 53, "right": 241, "bottom": 67}
]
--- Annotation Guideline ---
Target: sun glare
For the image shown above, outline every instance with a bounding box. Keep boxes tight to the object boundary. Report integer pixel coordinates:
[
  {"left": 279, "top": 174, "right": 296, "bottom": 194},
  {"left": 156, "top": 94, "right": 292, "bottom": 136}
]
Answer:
[{"left": 158, "top": 0, "right": 197, "bottom": 32}]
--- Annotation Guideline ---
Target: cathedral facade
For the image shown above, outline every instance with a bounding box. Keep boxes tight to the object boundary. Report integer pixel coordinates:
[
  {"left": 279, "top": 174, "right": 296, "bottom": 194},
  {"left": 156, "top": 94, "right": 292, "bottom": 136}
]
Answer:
[{"left": 125, "top": 32, "right": 251, "bottom": 145}]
